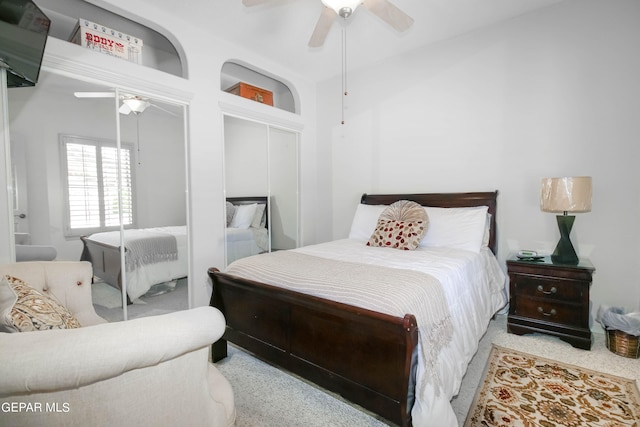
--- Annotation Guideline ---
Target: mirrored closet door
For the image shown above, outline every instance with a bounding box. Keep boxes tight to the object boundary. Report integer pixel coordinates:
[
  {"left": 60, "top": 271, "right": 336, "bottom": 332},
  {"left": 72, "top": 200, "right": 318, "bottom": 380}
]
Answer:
[
  {"left": 112, "top": 89, "right": 189, "bottom": 320},
  {"left": 223, "top": 115, "right": 299, "bottom": 266},
  {"left": 8, "top": 71, "right": 189, "bottom": 321}
]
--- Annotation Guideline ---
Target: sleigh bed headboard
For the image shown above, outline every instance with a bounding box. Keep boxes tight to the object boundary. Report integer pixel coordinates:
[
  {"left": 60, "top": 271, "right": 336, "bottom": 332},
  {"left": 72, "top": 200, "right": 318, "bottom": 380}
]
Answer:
[
  {"left": 360, "top": 191, "right": 498, "bottom": 255},
  {"left": 226, "top": 196, "right": 269, "bottom": 229}
]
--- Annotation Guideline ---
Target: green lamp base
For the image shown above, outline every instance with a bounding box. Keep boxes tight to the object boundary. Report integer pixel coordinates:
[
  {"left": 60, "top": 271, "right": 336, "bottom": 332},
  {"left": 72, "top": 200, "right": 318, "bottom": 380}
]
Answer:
[{"left": 551, "top": 215, "right": 579, "bottom": 265}]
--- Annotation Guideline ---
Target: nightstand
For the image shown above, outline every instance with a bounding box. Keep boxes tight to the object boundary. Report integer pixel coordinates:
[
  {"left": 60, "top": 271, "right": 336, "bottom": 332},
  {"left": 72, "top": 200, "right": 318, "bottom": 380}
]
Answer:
[{"left": 506, "top": 255, "right": 595, "bottom": 350}]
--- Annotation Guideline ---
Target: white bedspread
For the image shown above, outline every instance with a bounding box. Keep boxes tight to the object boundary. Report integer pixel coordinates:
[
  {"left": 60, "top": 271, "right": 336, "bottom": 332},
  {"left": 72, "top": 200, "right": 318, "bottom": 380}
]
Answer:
[
  {"left": 87, "top": 226, "right": 188, "bottom": 300},
  {"left": 227, "top": 238, "right": 507, "bottom": 426}
]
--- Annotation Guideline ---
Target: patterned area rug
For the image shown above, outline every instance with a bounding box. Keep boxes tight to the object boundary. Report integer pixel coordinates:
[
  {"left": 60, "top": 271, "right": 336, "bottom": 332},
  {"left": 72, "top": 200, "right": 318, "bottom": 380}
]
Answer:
[{"left": 465, "top": 345, "right": 640, "bottom": 427}]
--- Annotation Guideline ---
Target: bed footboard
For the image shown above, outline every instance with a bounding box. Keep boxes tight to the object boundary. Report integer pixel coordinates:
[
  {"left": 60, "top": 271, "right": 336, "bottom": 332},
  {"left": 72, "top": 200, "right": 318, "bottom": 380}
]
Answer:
[
  {"left": 80, "top": 236, "right": 131, "bottom": 304},
  {"left": 208, "top": 267, "right": 418, "bottom": 427}
]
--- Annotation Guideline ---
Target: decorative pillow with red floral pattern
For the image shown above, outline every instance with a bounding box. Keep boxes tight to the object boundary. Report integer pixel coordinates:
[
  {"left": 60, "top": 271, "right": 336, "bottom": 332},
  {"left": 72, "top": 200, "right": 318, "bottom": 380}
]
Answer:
[
  {"left": 367, "top": 218, "right": 428, "bottom": 250},
  {"left": 366, "top": 200, "right": 429, "bottom": 250}
]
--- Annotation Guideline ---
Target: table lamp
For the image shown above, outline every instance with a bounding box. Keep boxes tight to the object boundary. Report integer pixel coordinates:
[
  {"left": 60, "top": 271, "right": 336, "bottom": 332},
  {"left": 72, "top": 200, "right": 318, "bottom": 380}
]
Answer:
[{"left": 540, "top": 176, "right": 592, "bottom": 264}]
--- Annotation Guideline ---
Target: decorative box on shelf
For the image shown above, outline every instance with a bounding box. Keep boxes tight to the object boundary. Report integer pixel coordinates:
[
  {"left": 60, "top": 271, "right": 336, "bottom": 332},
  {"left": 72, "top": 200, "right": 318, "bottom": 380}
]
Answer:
[
  {"left": 225, "top": 82, "right": 273, "bottom": 106},
  {"left": 69, "top": 18, "right": 143, "bottom": 64}
]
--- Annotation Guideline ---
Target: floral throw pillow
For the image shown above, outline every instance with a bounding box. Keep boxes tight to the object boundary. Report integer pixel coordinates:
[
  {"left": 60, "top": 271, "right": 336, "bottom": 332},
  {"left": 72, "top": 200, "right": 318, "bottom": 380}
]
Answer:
[
  {"left": 0, "top": 275, "right": 81, "bottom": 332},
  {"left": 367, "top": 219, "right": 427, "bottom": 250},
  {"left": 366, "top": 200, "right": 429, "bottom": 250}
]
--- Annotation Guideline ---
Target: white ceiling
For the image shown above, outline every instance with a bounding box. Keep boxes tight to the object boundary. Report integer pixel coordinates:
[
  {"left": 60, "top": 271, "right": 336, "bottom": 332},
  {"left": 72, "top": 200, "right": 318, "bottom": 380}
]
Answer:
[
  {"left": 35, "top": 0, "right": 566, "bottom": 82},
  {"left": 137, "top": 0, "right": 566, "bottom": 81}
]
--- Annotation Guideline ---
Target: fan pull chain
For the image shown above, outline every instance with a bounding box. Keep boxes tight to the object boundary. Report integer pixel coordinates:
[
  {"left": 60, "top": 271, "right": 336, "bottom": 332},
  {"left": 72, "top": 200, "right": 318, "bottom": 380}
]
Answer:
[
  {"left": 341, "top": 25, "right": 347, "bottom": 125},
  {"left": 136, "top": 114, "right": 142, "bottom": 166}
]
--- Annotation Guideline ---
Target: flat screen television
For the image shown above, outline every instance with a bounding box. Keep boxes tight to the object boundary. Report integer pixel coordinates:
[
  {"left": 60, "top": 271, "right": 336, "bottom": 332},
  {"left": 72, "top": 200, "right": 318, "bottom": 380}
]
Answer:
[{"left": 0, "top": 0, "right": 50, "bottom": 88}]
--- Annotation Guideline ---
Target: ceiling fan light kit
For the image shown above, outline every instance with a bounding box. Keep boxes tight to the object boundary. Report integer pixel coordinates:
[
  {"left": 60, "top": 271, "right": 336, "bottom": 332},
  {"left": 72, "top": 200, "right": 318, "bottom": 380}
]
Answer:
[
  {"left": 74, "top": 92, "right": 177, "bottom": 116},
  {"left": 321, "top": 0, "right": 362, "bottom": 17},
  {"left": 244, "top": 0, "right": 413, "bottom": 47},
  {"left": 122, "top": 97, "right": 151, "bottom": 114}
]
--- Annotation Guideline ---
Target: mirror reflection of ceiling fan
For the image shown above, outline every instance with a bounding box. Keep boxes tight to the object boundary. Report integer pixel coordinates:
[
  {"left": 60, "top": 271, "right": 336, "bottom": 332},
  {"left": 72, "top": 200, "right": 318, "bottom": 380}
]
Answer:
[
  {"left": 243, "top": 0, "right": 414, "bottom": 47},
  {"left": 73, "top": 92, "right": 178, "bottom": 116}
]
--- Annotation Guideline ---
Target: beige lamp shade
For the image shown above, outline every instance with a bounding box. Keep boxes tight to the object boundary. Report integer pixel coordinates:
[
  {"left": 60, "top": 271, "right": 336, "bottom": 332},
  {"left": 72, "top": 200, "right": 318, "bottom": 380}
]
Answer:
[{"left": 540, "top": 177, "right": 592, "bottom": 213}]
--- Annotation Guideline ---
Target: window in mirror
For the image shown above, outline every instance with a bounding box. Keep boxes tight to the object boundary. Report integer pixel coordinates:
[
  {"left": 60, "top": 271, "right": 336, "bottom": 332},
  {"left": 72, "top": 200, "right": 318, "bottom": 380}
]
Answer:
[{"left": 60, "top": 135, "right": 135, "bottom": 237}]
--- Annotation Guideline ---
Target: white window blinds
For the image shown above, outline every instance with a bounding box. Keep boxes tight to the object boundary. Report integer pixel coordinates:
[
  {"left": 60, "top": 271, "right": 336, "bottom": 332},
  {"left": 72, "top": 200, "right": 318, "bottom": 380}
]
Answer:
[{"left": 62, "top": 135, "right": 135, "bottom": 235}]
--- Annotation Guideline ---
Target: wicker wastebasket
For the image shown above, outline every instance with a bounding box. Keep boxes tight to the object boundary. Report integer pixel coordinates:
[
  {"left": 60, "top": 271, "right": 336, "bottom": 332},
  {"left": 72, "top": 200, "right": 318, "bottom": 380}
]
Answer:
[{"left": 606, "top": 328, "right": 640, "bottom": 359}]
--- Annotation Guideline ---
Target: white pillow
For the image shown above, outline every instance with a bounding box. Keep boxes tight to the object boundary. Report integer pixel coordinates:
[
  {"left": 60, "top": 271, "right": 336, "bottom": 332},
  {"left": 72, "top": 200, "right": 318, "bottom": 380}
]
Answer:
[
  {"left": 420, "top": 206, "right": 489, "bottom": 253},
  {"left": 348, "top": 204, "right": 388, "bottom": 241},
  {"left": 251, "top": 203, "right": 266, "bottom": 229},
  {"left": 226, "top": 202, "right": 236, "bottom": 227},
  {"left": 230, "top": 203, "right": 258, "bottom": 229},
  {"left": 482, "top": 213, "right": 492, "bottom": 248}
]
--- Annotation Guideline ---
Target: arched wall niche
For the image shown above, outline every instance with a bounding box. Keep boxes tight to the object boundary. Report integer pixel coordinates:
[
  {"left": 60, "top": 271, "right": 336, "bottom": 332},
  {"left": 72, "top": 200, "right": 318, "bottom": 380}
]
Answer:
[
  {"left": 221, "top": 60, "right": 299, "bottom": 114},
  {"left": 34, "top": 0, "right": 187, "bottom": 78}
]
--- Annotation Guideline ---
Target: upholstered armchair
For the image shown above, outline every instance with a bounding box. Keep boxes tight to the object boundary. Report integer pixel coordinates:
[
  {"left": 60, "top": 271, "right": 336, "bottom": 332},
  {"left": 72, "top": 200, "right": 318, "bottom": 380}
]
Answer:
[{"left": 0, "top": 261, "right": 235, "bottom": 426}]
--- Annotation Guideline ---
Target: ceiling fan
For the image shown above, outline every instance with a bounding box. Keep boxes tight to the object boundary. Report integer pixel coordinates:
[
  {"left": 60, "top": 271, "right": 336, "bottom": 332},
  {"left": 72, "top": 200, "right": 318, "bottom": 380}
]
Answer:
[
  {"left": 243, "top": 0, "right": 414, "bottom": 47},
  {"left": 73, "top": 92, "right": 177, "bottom": 116}
]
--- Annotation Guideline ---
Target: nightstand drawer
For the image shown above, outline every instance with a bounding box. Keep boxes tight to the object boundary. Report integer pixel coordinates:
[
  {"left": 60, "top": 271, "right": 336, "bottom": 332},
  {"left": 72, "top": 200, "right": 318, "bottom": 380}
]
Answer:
[
  {"left": 511, "top": 275, "right": 585, "bottom": 303},
  {"left": 512, "top": 295, "right": 584, "bottom": 328}
]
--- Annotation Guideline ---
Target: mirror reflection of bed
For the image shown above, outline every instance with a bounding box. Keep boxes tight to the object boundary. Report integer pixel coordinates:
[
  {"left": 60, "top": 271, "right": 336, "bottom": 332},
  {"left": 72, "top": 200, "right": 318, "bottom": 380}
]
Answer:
[
  {"left": 7, "top": 71, "right": 190, "bottom": 322},
  {"left": 226, "top": 197, "right": 270, "bottom": 264},
  {"left": 81, "top": 226, "right": 189, "bottom": 322}
]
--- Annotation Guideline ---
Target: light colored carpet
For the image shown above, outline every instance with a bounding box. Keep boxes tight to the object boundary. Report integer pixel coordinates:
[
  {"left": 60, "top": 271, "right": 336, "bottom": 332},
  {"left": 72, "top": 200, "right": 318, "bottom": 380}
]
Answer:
[
  {"left": 216, "top": 344, "right": 389, "bottom": 427},
  {"left": 91, "top": 281, "right": 146, "bottom": 308},
  {"left": 214, "top": 315, "right": 640, "bottom": 426},
  {"left": 92, "top": 278, "right": 188, "bottom": 322}
]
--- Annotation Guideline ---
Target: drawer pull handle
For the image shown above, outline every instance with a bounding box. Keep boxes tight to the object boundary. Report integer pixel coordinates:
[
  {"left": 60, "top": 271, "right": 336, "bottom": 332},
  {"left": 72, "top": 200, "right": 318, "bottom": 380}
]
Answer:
[
  {"left": 537, "top": 285, "right": 557, "bottom": 295},
  {"left": 537, "top": 307, "right": 557, "bottom": 316}
]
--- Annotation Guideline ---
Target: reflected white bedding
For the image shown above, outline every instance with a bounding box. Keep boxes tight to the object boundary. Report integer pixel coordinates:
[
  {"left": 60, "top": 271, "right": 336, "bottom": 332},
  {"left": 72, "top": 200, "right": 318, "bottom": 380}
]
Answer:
[
  {"left": 226, "top": 227, "right": 269, "bottom": 264},
  {"left": 87, "top": 226, "right": 188, "bottom": 300},
  {"left": 285, "top": 239, "right": 507, "bottom": 426}
]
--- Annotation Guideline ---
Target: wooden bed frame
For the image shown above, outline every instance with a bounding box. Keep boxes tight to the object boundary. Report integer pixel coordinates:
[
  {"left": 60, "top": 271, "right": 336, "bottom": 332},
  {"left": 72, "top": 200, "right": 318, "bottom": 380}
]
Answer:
[
  {"left": 80, "top": 227, "right": 189, "bottom": 304},
  {"left": 208, "top": 191, "right": 498, "bottom": 426},
  {"left": 80, "top": 235, "right": 129, "bottom": 301}
]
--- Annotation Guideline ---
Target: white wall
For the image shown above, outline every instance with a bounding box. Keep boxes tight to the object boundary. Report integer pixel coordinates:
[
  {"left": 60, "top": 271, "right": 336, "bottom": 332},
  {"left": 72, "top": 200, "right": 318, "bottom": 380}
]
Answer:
[
  {"left": 316, "top": 0, "right": 640, "bottom": 320},
  {"left": 224, "top": 116, "right": 269, "bottom": 197},
  {"left": 122, "top": 108, "right": 186, "bottom": 229},
  {"left": 269, "top": 127, "right": 299, "bottom": 250}
]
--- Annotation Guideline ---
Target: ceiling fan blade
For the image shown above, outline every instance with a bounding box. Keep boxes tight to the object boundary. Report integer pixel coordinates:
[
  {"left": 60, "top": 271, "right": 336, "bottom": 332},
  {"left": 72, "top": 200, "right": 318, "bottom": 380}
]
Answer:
[
  {"left": 74, "top": 91, "right": 116, "bottom": 98},
  {"left": 119, "top": 103, "right": 132, "bottom": 115},
  {"left": 363, "top": 0, "right": 414, "bottom": 32},
  {"left": 242, "top": 0, "right": 271, "bottom": 6},
  {"left": 308, "top": 7, "right": 337, "bottom": 48}
]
